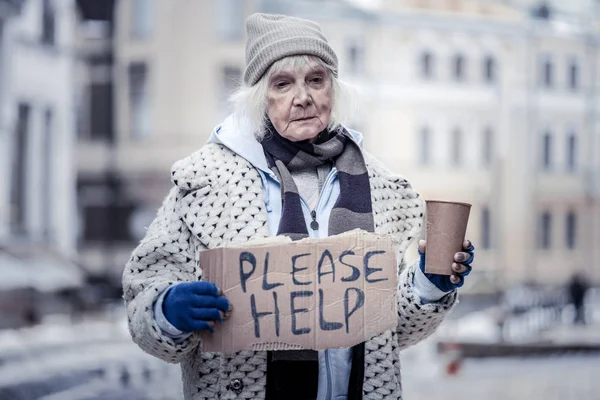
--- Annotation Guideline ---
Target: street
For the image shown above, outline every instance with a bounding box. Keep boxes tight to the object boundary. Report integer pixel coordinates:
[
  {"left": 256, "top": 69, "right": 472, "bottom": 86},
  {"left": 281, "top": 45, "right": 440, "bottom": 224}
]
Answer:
[
  {"left": 0, "top": 299, "right": 599, "bottom": 399},
  {"left": 0, "top": 309, "right": 182, "bottom": 400},
  {"left": 403, "top": 340, "right": 600, "bottom": 400},
  {"left": 402, "top": 294, "right": 600, "bottom": 400}
]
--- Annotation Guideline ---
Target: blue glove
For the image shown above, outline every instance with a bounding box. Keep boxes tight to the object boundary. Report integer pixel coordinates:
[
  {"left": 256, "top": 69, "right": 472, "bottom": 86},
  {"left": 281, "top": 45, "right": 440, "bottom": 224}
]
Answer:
[
  {"left": 162, "top": 281, "right": 230, "bottom": 333},
  {"left": 418, "top": 241, "right": 475, "bottom": 292}
]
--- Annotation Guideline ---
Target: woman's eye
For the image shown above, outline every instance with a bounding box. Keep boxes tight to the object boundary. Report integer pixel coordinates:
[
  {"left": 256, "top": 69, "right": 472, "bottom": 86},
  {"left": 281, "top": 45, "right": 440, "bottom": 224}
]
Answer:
[
  {"left": 311, "top": 77, "right": 323, "bottom": 84},
  {"left": 276, "top": 81, "right": 289, "bottom": 88}
]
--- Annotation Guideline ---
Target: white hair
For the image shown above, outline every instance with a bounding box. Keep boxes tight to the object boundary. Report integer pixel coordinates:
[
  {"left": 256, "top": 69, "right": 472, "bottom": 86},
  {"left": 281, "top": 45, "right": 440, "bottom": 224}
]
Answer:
[{"left": 229, "top": 55, "right": 358, "bottom": 139}]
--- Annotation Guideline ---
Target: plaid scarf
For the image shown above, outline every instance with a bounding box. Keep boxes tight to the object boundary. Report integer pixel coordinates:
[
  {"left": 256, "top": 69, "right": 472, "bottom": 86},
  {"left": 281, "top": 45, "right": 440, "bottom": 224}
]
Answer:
[
  {"left": 261, "top": 122, "right": 373, "bottom": 400},
  {"left": 261, "top": 123, "right": 375, "bottom": 239}
]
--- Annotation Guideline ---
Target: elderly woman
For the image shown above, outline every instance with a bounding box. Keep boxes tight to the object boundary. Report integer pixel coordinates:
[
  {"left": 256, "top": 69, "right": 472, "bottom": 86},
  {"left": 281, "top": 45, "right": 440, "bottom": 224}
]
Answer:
[{"left": 123, "top": 13, "right": 475, "bottom": 400}]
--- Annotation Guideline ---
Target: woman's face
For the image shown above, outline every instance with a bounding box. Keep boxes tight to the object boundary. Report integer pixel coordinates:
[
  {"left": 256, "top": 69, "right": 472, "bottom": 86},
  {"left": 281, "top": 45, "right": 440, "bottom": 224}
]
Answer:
[{"left": 266, "top": 63, "right": 333, "bottom": 142}]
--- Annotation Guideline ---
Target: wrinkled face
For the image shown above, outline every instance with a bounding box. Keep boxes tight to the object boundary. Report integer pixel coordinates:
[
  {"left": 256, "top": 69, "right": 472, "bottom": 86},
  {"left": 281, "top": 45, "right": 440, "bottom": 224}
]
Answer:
[{"left": 266, "top": 62, "right": 333, "bottom": 142}]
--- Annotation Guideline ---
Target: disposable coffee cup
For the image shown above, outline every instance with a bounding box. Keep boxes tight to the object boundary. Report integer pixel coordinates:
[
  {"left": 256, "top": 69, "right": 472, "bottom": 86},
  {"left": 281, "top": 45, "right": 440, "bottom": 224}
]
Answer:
[{"left": 424, "top": 200, "right": 472, "bottom": 276}]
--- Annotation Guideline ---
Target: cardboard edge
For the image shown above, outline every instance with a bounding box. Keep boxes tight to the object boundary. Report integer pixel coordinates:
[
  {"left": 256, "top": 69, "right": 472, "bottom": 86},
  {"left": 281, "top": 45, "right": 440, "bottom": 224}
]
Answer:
[{"left": 251, "top": 342, "right": 305, "bottom": 351}]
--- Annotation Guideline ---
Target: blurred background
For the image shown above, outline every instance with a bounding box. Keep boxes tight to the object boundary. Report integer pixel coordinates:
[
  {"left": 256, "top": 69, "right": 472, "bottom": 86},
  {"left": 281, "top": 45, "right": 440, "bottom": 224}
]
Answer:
[{"left": 0, "top": 0, "right": 599, "bottom": 399}]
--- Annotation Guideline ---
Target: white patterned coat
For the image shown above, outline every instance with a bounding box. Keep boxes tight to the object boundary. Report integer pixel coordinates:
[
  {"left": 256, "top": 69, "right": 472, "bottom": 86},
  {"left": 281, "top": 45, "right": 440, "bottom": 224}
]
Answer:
[{"left": 122, "top": 143, "right": 457, "bottom": 400}]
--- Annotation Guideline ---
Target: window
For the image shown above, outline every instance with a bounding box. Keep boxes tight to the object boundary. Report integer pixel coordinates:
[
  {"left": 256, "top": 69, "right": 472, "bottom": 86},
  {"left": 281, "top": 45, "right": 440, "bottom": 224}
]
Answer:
[
  {"left": 220, "top": 65, "right": 241, "bottom": 114},
  {"left": 567, "top": 132, "right": 577, "bottom": 172},
  {"left": 419, "top": 127, "right": 430, "bottom": 165},
  {"left": 451, "top": 128, "right": 462, "bottom": 166},
  {"left": 89, "top": 82, "right": 114, "bottom": 140},
  {"left": 42, "top": 108, "right": 53, "bottom": 241},
  {"left": 481, "top": 206, "right": 491, "bottom": 249},
  {"left": 568, "top": 60, "right": 578, "bottom": 91},
  {"left": 482, "top": 127, "right": 493, "bottom": 167},
  {"left": 483, "top": 56, "right": 496, "bottom": 83},
  {"left": 81, "top": 57, "right": 113, "bottom": 141},
  {"left": 539, "top": 211, "right": 552, "bottom": 249},
  {"left": 452, "top": 54, "right": 465, "bottom": 81},
  {"left": 10, "top": 104, "right": 30, "bottom": 234},
  {"left": 129, "top": 62, "right": 150, "bottom": 139},
  {"left": 566, "top": 211, "right": 577, "bottom": 249},
  {"left": 78, "top": 177, "right": 134, "bottom": 243},
  {"left": 216, "top": 0, "right": 244, "bottom": 41},
  {"left": 82, "top": 20, "right": 111, "bottom": 40},
  {"left": 131, "top": 0, "right": 154, "bottom": 38},
  {"left": 420, "top": 51, "right": 434, "bottom": 79},
  {"left": 541, "top": 57, "right": 553, "bottom": 88},
  {"left": 41, "top": 0, "right": 56, "bottom": 46},
  {"left": 347, "top": 41, "right": 365, "bottom": 75},
  {"left": 82, "top": 204, "right": 135, "bottom": 242},
  {"left": 542, "top": 132, "right": 552, "bottom": 170}
]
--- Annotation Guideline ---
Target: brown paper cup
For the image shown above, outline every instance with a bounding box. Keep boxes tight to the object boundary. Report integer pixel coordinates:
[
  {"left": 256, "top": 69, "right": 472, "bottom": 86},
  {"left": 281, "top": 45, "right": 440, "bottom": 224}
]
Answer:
[{"left": 424, "top": 200, "right": 471, "bottom": 275}]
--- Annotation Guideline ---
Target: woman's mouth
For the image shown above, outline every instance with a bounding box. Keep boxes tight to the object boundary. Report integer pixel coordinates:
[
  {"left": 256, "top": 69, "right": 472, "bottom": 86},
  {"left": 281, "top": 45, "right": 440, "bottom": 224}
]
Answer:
[{"left": 293, "top": 117, "right": 316, "bottom": 122}]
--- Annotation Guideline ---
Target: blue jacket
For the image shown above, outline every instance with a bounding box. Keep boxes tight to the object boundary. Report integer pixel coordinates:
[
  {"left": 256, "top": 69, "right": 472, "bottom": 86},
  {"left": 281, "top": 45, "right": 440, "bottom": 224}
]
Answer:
[{"left": 154, "top": 116, "right": 447, "bottom": 400}]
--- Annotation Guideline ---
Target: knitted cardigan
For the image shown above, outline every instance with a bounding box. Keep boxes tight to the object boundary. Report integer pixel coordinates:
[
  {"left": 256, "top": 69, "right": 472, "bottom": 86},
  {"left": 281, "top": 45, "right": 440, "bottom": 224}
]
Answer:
[{"left": 122, "top": 143, "right": 457, "bottom": 400}]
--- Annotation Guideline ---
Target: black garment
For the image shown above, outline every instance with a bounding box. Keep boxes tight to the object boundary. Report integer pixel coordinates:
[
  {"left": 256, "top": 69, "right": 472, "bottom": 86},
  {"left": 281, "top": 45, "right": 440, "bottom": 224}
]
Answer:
[
  {"left": 265, "top": 345, "right": 365, "bottom": 399},
  {"left": 266, "top": 351, "right": 319, "bottom": 399}
]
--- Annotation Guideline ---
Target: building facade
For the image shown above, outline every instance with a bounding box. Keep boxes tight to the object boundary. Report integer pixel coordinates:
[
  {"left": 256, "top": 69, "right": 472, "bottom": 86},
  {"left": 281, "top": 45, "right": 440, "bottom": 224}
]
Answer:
[
  {"left": 75, "top": 0, "right": 125, "bottom": 282},
  {"left": 84, "top": 0, "right": 263, "bottom": 281},
  {"left": 0, "top": 0, "right": 83, "bottom": 325},
  {"left": 1, "top": 0, "right": 78, "bottom": 255}
]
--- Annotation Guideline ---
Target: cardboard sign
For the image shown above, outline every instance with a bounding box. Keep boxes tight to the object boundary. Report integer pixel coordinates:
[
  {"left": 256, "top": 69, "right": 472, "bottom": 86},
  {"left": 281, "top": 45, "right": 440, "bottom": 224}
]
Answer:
[{"left": 199, "top": 230, "right": 398, "bottom": 353}]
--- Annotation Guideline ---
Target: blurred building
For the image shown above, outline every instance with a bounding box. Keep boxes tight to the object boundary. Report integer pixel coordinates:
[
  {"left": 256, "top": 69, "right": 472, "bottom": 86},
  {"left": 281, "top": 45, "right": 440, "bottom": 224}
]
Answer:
[
  {"left": 1, "top": 0, "right": 78, "bottom": 254},
  {"left": 74, "top": 0, "right": 130, "bottom": 287},
  {"left": 78, "top": 0, "right": 262, "bottom": 282},
  {"left": 328, "top": 0, "right": 600, "bottom": 291},
  {"left": 0, "top": 0, "right": 84, "bottom": 328},
  {"left": 75, "top": 0, "right": 236, "bottom": 282},
  {"left": 267, "top": 0, "right": 600, "bottom": 291},
  {"left": 82, "top": 0, "right": 599, "bottom": 291}
]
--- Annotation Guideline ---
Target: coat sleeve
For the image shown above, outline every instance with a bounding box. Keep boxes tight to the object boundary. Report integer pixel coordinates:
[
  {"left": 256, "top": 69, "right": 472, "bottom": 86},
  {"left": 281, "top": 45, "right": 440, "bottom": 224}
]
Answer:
[
  {"left": 395, "top": 259, "right": 457, "bottom": 350},
  {"left": 122, "top": 186, "right": 203, "bottom": 364}
]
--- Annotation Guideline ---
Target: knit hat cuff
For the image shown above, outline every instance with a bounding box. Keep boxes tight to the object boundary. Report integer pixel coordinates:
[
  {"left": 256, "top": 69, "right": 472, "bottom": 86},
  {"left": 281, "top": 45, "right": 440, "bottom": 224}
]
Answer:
[{"left": 244, "top": 36, "right": 338, "bottom": 86}]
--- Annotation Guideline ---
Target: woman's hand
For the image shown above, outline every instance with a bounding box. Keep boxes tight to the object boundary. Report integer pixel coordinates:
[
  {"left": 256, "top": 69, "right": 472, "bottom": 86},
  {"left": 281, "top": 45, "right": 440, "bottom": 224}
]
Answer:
[
  {"left": 418, "top": 239, "right": 475, "bottom": 292},
  {"left": 162, "top": 281, "right": 231, "bottom": 333}
]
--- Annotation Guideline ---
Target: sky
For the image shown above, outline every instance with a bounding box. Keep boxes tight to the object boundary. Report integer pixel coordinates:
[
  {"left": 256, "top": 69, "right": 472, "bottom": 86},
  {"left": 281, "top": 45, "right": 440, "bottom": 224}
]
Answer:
[{"left": 345, "top": 0, "right": 593, "bottom": 13}]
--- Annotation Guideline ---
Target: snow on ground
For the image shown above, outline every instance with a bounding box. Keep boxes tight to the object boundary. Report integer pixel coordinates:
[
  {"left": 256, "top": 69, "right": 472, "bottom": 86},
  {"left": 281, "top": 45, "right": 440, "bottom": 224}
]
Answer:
[
  {"left": 434, "top": 288, "right": 600, "bottom": 344},
  {"left": 0, "top": 309, "right": 130, "bottom": 355},
  {"left": 0, "top": 307, "right": 182, "bottom": 399},
  {"left": 402, "top": 314, "right": 600, "bottom": 400},
  {"left": 402, "top": 352, "right": 600, "bottom": 400},
  {"left": 0, "top": 253, "right": 83, "bottom": 292}
]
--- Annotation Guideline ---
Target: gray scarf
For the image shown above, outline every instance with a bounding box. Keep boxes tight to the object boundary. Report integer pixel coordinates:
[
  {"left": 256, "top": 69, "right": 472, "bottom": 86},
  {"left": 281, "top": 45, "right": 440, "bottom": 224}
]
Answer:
[{"left": 261, "top": 123, "right": 374, "bottom": 239}]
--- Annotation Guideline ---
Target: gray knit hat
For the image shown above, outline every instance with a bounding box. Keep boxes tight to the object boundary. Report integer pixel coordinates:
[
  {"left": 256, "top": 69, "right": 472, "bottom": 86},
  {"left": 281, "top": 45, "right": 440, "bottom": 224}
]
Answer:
[{"left": 243, "top": 13, "right": 338, "bottom": 86}]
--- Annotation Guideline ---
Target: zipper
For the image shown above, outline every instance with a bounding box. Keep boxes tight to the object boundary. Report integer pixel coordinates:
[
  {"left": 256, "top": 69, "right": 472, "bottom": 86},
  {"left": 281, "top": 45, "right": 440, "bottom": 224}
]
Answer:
[
  {"left": 310, "top": 210, "right": 319, "bottom": 230},
  {"left": 325, "top": 349, "right": 333, "bottom": 400},
  {"left": 299, "top": 168, "right": 337, "bottom": 236}
]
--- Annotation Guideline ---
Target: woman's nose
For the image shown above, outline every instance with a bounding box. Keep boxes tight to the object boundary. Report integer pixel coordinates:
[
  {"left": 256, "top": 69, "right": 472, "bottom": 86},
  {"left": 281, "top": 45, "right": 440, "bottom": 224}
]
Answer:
[{"left": 293, "top": 84, "right": 312, "bottom": 107}]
